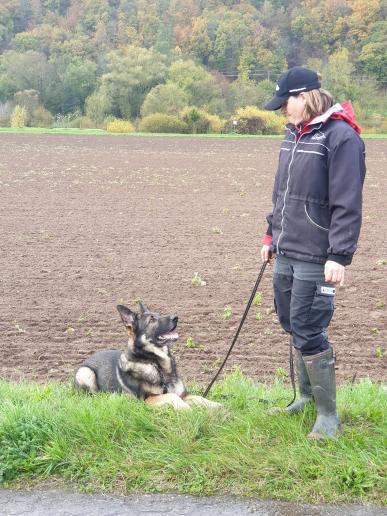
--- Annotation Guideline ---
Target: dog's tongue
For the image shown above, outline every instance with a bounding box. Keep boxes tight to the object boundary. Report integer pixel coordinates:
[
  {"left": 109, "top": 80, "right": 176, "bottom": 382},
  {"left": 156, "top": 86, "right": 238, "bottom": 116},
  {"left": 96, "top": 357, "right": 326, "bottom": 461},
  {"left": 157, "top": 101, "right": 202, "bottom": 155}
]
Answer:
[{"left": 159, "top": 332, "right": 179, "bottom": 341}]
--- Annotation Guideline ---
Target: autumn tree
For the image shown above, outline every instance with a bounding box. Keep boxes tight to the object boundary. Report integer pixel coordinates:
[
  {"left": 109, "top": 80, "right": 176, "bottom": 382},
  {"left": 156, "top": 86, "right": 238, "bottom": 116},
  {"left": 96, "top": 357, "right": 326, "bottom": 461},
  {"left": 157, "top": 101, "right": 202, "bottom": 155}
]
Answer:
[{"left": 101, "top": 46, "right": 168, "bottom": 119}]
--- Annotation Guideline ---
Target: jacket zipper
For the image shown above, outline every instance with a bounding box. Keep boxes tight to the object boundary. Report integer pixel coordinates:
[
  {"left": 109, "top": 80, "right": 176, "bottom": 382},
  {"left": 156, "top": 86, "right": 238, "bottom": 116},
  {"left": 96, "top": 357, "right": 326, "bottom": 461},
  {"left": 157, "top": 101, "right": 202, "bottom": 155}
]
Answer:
[{"left": 276, "top": 124, "right": 322, "bottom": 254}]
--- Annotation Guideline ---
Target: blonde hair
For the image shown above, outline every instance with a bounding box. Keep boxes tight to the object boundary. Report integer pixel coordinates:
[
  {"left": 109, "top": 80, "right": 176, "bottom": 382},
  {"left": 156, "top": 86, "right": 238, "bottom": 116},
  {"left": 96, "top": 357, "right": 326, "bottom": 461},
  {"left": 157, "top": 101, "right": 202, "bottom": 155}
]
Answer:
[
  {"left": 302, "top": 88, "right": 333, "bottom": 121},
  {"left": 301, "top": 73, "right": 333, "bottom": 120}
]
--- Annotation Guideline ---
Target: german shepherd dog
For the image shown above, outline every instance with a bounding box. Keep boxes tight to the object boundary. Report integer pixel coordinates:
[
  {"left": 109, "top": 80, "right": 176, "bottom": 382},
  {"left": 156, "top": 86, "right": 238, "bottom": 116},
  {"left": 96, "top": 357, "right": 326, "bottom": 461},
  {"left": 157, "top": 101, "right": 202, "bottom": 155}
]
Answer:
[{"left": 74, "top": 303, "right": 221, "bottom": 410}]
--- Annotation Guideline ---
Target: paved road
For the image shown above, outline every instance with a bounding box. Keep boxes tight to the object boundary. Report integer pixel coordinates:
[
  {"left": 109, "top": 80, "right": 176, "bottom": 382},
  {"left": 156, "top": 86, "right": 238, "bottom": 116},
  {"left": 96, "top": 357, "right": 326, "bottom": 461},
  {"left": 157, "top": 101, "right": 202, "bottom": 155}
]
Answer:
[{"left": 0, "top": 489, "right": 385, "bottom": 516}]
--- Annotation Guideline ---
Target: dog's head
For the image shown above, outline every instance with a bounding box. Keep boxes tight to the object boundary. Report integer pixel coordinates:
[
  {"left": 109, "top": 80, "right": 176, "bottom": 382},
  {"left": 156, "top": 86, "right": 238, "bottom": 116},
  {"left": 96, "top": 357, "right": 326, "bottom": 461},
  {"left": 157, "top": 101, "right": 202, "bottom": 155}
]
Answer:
[{"left": 117, "top": 302, "right": 179, "bottom": 354}]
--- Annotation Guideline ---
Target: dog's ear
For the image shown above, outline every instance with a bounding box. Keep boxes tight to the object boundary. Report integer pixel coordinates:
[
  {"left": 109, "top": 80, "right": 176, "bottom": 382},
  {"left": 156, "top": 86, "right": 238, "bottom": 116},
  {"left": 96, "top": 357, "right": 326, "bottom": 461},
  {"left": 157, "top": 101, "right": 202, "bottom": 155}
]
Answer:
[
  {"left": 138, "top": 301, "right": 150, "bottom": 315},
  {"left": 117, "top": 305, "right": 136, "bottom": 328}
]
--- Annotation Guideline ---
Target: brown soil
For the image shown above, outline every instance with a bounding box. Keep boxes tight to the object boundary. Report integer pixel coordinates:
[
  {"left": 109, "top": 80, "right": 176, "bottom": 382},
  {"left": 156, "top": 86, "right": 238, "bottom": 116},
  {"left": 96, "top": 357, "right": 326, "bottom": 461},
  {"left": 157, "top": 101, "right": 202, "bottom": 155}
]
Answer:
[{"left": 0, "top": 134, "right": 385, "bottom": 386}]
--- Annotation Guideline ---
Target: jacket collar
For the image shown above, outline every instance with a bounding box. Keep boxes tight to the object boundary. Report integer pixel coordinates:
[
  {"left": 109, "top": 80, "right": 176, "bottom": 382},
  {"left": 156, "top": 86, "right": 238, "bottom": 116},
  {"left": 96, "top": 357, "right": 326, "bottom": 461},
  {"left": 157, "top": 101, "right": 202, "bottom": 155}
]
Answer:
[
  {"left": 286, "top": 102, "right": 361, "bottom": 136},
  {"left": 308, "top": 103, "right": 344, "bottom": 125}
]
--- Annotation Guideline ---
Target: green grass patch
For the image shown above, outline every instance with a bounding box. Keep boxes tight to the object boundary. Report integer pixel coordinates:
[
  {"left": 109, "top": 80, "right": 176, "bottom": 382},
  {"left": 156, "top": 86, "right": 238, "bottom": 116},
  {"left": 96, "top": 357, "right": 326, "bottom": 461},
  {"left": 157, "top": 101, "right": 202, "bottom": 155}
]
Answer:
[
  {"left": 0, "top": 127, "right": 386, "bottom": 138},
  {"left": 0, "top": 127, "right": 282, "bottom": 138},
  {"left": 0, "top": 371, "right": 385, "bottom": 504}
]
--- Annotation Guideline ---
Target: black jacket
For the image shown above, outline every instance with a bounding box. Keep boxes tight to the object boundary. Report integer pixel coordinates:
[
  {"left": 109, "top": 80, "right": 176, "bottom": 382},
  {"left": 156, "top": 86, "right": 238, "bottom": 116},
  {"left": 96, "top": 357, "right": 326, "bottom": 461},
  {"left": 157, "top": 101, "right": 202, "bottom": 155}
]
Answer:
[{"left": 267, "top": 104, "right": 366, "bottom": 266}]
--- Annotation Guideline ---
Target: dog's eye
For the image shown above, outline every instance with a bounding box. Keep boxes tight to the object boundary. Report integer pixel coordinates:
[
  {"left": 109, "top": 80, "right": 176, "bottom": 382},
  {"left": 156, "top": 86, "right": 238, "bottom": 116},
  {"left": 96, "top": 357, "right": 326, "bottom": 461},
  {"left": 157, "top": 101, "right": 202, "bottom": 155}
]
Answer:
[{"left": 149, "top": 315, "right": 156, "bottom": 323}]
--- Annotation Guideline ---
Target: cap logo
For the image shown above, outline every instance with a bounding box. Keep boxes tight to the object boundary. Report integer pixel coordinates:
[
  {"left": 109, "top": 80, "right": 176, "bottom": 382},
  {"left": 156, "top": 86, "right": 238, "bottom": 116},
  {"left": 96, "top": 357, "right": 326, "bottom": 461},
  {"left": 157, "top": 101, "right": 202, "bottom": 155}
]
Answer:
[
  {"left": 289, "top": 86, "right": 307, "bottom": 93},
  {"left": 275, "top": 84, "right": 279, "bottom": 91}
]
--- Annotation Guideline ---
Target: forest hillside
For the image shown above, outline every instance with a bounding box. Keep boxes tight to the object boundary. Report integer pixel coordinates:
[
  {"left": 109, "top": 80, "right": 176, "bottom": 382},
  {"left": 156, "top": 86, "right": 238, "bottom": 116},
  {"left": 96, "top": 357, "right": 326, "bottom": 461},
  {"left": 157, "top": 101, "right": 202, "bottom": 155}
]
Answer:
[{"left": 0, "top": 0, "right": 385, "bottom": 132}]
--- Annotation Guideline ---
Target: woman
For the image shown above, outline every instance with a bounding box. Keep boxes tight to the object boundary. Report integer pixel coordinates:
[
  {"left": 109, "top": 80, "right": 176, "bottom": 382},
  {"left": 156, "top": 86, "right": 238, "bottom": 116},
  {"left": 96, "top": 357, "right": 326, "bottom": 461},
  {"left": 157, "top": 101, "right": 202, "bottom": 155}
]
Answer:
[{"left": 262, "top": 66, "right": 366, "bottom": 439}]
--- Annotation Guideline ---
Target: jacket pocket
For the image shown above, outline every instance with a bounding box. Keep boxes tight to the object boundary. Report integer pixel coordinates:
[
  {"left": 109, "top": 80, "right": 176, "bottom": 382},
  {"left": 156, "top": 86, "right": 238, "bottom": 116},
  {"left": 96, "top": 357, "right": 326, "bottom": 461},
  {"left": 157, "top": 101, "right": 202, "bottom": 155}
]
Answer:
[
  {"left": 307, "top": 283, "right": 335, "bottom": 328},
  {"left": 304, "top": 203, "right": 329, "bottom": 232}
]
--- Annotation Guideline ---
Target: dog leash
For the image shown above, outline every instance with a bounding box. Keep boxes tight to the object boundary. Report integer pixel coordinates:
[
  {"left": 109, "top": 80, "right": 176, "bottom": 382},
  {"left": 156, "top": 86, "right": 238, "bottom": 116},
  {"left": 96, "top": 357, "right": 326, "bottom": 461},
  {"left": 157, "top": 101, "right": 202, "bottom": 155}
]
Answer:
[
  {"left": 203, "top": 261, "right": 268, "bottom": 398},
  {"left": 287, "top": 338, "right": 296, "bottom": 407},
  {"left": 203, "top": 260, "right": 297, "bottom": 407}
]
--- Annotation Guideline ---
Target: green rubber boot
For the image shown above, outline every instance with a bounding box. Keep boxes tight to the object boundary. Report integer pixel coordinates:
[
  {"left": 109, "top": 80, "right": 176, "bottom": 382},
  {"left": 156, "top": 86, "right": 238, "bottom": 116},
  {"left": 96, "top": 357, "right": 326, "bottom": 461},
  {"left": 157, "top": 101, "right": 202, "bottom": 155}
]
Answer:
[
  {"left": 286, "top": 349, "right": 313, "bottom": 413},
  {"left": 304, "top": 347, "right": 340, "bottom": 440}
]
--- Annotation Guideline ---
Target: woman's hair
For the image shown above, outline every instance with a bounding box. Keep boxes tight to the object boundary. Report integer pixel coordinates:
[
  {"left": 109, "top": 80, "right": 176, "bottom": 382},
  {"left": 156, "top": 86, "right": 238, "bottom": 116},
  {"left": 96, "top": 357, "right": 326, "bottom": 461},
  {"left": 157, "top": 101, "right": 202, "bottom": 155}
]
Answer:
[{"left": 301, "top": 74, "right": 334, "bottom": 120}]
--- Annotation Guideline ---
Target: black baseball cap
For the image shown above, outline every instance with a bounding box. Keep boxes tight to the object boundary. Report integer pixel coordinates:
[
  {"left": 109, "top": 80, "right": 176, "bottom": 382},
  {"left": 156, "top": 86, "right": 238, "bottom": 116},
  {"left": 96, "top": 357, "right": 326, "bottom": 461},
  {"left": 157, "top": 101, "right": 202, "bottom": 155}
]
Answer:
[{"left": 264, "top": 66, "right": 321, "bottom": 111}]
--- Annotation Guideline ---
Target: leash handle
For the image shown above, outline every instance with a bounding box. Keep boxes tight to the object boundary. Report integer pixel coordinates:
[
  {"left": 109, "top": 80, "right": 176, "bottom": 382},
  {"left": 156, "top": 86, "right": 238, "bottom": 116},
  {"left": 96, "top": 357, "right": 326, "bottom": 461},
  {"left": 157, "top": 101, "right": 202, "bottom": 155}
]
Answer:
[{"left": 203, "top": 261, "right": 268, "bottom": 398}]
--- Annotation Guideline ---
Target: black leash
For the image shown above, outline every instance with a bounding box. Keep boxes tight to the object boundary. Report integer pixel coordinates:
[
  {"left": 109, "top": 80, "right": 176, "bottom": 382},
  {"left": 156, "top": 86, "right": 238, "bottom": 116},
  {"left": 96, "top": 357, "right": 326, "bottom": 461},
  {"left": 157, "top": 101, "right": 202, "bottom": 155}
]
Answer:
[
  {"left": 286, "top": 338, "right": 296, "bottom": 407},
  {"left": 203, "top": 261, "right": 268, "bottom": 398},
  {"left": 203, "top": 260, "right": 298, "bottom": 407}
]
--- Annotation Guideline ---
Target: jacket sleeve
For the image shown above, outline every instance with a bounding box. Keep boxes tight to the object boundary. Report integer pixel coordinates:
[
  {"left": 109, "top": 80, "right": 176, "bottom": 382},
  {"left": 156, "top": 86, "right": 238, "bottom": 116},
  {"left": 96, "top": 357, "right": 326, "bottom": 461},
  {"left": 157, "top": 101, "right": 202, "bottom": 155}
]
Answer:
[
  {"left": 265, "top": 213, "right": 273, "bottom": 236},
  {"left": 327, "top": 135, "right": 366, "bottom": 265}
]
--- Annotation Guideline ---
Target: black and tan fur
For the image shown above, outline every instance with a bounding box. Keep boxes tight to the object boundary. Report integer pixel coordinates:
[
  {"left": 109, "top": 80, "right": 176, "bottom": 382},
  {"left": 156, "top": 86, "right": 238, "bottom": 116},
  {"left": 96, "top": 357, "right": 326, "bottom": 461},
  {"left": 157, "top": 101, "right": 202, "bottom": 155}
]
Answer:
[{"left": 74, "top": 303, "right": 221, "bottom": 410}]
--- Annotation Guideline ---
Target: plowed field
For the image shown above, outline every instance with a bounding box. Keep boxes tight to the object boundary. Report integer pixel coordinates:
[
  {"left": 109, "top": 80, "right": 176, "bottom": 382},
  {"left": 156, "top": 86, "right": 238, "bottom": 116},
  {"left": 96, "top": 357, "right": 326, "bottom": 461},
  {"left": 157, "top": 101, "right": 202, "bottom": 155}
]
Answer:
[{"left": 1, "top": 134, "right": 385, "bottom": 385}]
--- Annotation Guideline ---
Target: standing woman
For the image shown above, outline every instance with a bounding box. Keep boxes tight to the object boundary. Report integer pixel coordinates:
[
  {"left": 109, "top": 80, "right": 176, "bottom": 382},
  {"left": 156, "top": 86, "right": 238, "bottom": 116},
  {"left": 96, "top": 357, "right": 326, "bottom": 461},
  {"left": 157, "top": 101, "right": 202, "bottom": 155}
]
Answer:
[{"left": 262, "top": 67, "right": 366, "bottom": 439}]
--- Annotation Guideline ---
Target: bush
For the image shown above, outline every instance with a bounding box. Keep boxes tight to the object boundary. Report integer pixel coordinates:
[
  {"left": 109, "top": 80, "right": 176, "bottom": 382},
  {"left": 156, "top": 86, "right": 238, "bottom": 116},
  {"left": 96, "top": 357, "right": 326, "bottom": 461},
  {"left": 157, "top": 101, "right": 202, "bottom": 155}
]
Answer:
[
  {"left": 180, "top": 107, "right": 224, "bottom": 134},
  {"left": 106, "top": 119, "right": 135, "bottom": 133},
  {"left": 30, "top": 106, "right": 53, "bottom": 128},
  {"left": 205, "top": 112, "right": 225, "bottom": 133},
  {"left": 228, "top": 106, "right": 285, "bottom": 135},
  {"left": 69, "top": 116, "right": 97, "bottom": 129},
  {"left": 10, "top": 105, "right": 27, "bottom": 128},
  {"left": 102, "top": 116, "right": 115, "bottom": 130},
  {"left": 13, "top": 90, "right": 39, "bottom": 124},
  {"left": 139, "top": 113, "right": 189, "bottom": 133},
  {"left": 53, "top": 112, "right": 81, "bottom": 128},
  {"left": 180, "top": 107, "right": 209, "bottom": 133}
]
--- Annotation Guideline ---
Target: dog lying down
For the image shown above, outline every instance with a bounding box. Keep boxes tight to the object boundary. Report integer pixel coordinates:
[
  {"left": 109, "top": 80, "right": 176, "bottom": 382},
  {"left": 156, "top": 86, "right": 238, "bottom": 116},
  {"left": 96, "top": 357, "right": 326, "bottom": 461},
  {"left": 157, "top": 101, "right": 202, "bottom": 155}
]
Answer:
[{"left": 74, "top": 303, "right": 221, "bottom": 410}]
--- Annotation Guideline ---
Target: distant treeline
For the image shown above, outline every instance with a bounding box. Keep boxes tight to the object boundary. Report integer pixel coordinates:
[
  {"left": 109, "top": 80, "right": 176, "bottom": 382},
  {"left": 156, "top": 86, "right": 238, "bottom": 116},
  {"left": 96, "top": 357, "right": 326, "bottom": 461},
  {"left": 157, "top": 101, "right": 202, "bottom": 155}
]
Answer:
[{"left": 0, "top": 0, "right": 386, "bottom": 132}]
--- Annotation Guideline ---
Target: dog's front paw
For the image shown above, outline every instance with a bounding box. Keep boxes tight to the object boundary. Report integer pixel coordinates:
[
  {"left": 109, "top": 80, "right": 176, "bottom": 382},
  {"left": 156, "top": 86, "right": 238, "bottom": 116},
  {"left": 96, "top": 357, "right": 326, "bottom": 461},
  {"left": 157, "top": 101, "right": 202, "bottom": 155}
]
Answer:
[
  {"left": 184, "top": 395, "right": 222, "bottom": 409},
  {"left": 145, "top": 393, "right": 191, "bottom": 410}
]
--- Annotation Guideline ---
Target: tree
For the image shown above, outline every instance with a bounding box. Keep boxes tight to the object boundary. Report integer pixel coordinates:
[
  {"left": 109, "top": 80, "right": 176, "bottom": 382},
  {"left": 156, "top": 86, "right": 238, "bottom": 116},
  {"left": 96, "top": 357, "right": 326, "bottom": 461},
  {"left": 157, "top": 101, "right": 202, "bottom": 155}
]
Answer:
[
  {"left": 324, "top": 49, "right": 358, "bottom": 102},
  {"left": 186, "top": 16, "right": 212, "bottom": 64},
  {"left": 85, "top": 86, "right": 112, "bottom": 123},
  {"left": 357, "top": 21, "right": 387, "bottom": 84},
  {"left": 44, "top": 57, "right": 97, "bottom": 113},
  {"left": 211, "top": 11, "right": 250, "bottom": 74},
  {"left": 101, "top": 46, "right": 167, "bottom": 119},
  {"left": 229, "top": 78, "right": 275, "bottom": 111},
  {"left": 140, "top": 83, "right": 188, "bottom": 117},
  {"left": 2, "top": 51, "right": 53, "bottom": 95},
  {"left": 168, "top": 59, "right": 222, "bottom": 108}
]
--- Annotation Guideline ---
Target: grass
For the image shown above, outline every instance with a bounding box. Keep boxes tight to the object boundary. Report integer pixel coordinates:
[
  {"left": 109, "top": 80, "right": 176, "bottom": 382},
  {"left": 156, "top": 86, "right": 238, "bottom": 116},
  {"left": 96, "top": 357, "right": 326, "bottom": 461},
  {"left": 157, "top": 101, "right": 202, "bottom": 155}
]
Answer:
[
  {"left": 1, "top": 127, "right": 385, "bottom": 138},
  {"left": 0, "top": 371, "right": 385, "bottom": 505}
]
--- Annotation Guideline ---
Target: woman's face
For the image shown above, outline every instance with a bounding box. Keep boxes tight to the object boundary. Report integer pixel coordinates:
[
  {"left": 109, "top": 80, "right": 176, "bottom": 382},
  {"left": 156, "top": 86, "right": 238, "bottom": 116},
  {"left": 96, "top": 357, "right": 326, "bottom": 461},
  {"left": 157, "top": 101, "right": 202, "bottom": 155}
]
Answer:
[{"left": 281, "top": 93, "right": 306, "bottom": 125}]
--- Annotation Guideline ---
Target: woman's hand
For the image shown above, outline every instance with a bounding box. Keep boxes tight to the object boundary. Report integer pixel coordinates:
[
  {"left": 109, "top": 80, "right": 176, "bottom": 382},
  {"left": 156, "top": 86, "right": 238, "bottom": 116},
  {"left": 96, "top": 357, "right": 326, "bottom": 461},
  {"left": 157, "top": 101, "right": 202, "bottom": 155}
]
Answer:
[
  {"left": 261, "top": 245, "right": 273, "bottom": 264},
  {"left": 324, "top": 260, "right": 345, "bottom": 286}
]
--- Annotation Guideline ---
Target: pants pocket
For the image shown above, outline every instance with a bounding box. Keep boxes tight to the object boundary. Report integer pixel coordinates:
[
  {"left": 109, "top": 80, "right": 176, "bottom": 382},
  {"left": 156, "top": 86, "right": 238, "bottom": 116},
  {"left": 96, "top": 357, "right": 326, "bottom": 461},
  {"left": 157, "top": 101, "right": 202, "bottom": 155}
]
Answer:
[{"left": 307, "top": 283, "right": 335, "bottom": 329}]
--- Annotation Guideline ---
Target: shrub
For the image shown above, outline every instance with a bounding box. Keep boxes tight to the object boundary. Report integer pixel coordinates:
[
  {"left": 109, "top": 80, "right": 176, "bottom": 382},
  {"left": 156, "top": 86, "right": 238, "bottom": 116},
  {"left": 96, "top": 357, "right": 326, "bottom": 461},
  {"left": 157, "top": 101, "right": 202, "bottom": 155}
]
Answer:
[
  {"left": 139, "top": 113, "right": 189, "bottom": 133},
  {"left": 68, "top": 116, "right": 97, "bottom": 129},
  {"left": 30, "top": 106, "right": 53, "bottom": 128},
  {"left": 53, "top": 112, "right": 81, "bottom": 128},
  {"left": 102, "top": 116, "right": 115, "bottom": 130},
  {"left": 10, "top": 105, "right": 27, "bottom": 128},
  {"left": 106, "top": 119, "right": 134, "bottom": 133},
  {"left": 180, "top": 107, "right": 209, "bottom": 133},
  {"left": 227, "top": 106, "right": 286, "bottom": 135},
  {"left": 206, "top": 112, "right": 225, "bottom": 133},
  {"left": 13, "top": 89, "right": 39, "bottom": 123},
  {"left": 180, "top": 107, "right": 224, "bottom": 134}
]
